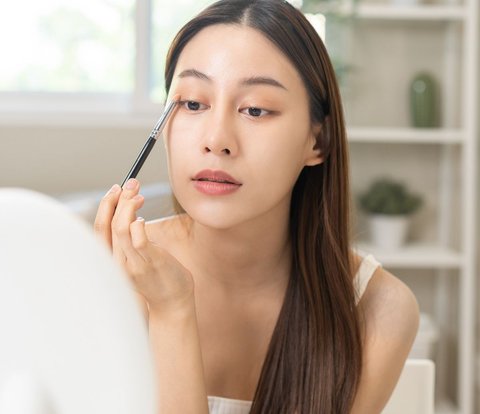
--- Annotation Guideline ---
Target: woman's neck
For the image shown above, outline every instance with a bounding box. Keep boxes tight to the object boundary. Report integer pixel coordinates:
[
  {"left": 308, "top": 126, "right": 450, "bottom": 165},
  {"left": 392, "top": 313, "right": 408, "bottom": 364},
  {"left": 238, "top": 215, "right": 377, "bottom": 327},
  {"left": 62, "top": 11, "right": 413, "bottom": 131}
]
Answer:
[{"left": 186, "top": 208, "right": 292, "bottom": 295}]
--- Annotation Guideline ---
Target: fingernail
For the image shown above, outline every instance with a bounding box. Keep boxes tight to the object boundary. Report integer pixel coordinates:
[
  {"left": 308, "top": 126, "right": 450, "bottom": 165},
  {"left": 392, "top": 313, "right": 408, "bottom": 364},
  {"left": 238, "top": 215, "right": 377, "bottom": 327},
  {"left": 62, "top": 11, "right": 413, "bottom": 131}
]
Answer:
[
  {"left": 106, "top": 184, "right": 120, "bottom": 195},
  {"left": 125, "top": 178, "right": 138, "bottom": 190},
  {"left": 136, "top": 216, "right": 144, "bottom": 222}
]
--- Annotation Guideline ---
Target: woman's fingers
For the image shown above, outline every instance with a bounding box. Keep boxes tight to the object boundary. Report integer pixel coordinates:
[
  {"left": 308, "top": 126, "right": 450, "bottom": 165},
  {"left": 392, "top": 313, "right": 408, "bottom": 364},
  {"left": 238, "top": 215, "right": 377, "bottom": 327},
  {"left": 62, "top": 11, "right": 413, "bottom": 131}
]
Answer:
[
  {"left": 93, "top": 184, "right": 121, "bottom": 249},
  {"left": 111, "top": 178, "right": 145, "bottom": 267},
  {"left": 112, "top": 235, "right": 127, "bottom": 268},
  {"left": 95, "top": 179, "right": 155, "bottom": 288},
  {"left": 130, "top": 217, "right": 151, "bottom": 262},
  {"left": 114, "top": 178, "right": 141, "bottom": 223},
  {"left": 125, "top": 217, "right": 156, "bottom": 284}
]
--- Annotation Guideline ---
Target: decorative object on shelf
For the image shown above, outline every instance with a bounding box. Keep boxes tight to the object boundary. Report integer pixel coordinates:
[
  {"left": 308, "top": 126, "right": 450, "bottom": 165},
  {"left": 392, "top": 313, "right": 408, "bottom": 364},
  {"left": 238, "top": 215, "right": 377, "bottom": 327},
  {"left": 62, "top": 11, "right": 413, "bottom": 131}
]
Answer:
[
  {"left": 410, "top": 71, "right": 440, "bottom": 128},
  {"left": 358, "top": 178, "right": 423, "bottom": 250},
  {"left": 305, "top": 13, "right": 326, "bottom": 42}
]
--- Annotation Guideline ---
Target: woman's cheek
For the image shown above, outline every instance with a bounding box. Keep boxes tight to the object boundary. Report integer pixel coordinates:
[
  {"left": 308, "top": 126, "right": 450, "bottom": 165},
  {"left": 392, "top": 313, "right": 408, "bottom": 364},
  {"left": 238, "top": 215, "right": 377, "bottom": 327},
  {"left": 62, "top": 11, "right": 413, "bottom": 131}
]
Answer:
[
  {"left": 168, "top": 133, "right": 198, "bottom": 195},
  {"left": 165, "top": 116, "right": 196, "bottom": 154}
]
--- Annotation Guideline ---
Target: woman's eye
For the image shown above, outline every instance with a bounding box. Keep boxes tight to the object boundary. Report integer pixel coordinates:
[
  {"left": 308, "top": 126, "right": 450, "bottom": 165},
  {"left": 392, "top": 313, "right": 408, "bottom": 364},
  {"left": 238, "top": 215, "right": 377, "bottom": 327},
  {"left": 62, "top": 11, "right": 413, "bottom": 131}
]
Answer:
[
  {"left": 180, "top": 100, "right": 208, "bottom": 111},
  {"left": 242, "top": 107, "right": 269, "bottom": 117}
]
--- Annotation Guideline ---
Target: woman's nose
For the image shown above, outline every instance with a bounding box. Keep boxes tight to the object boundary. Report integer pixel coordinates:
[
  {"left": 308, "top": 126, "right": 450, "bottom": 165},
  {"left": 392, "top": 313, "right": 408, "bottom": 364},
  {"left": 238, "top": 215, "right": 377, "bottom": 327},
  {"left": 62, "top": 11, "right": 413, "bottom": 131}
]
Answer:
[{"left": 201, "top": 109, "right": 238, "bottom": 157}]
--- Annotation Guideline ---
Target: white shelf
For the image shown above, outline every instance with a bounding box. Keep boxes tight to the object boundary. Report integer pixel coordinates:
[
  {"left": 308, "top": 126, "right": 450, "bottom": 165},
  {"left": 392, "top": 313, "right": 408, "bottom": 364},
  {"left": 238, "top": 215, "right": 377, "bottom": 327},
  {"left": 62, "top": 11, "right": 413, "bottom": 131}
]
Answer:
[
  {"left": 344, "top": 0, "right": 477, "bottom": 411},
  {"left": 354, "top": 4, "right": 466, "bottom": 21},
  {"left": 347, "top": 127, "right": 464, "bottom": 144},
  {"left": 355, "top": 243, "right": 463, "bottom": 268}
]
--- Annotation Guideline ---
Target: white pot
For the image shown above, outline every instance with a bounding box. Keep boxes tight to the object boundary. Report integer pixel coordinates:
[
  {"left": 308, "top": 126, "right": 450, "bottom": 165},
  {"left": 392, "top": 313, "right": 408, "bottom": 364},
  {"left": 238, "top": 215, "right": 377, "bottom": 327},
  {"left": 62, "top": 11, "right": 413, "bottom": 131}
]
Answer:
[{"left": 368, "top": 214, "right": 410, "bottom": 250}]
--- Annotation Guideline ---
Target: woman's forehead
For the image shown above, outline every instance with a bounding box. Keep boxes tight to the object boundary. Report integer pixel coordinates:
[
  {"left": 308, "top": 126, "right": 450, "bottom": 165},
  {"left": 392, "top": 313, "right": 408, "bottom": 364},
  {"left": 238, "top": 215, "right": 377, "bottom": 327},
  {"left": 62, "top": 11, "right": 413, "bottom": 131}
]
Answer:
[{"left": 173, "top": 23, "right": 305, "bottom": 92}]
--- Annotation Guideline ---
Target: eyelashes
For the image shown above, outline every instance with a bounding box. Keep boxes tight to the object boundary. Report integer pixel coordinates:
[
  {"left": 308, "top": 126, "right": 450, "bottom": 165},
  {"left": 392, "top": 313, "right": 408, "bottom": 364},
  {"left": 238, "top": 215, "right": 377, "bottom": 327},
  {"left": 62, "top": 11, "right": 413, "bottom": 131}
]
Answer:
[
  {"left": 242, "top": 107, "right": 269, "bottom": 117},
  {"left": 177, "top": 99, "right": 273, "bottom": 118},
  {"left": 178, "top": 100, "right": 208, "bottom": 111}
]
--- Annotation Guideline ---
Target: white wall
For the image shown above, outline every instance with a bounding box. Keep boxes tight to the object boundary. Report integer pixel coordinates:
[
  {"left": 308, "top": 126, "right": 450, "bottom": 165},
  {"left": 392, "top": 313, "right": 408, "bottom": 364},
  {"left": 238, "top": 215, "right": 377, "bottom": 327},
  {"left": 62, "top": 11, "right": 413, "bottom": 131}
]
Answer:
[{"left": 0, "top": 122, "right": 170, "bottom": 196}]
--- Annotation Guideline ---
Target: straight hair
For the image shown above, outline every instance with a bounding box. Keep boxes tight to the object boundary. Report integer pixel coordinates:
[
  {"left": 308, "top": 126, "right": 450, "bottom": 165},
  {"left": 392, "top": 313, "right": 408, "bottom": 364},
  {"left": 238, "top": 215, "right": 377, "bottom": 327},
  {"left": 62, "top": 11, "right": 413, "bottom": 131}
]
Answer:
[{"left": 164, "top": 1, "right": 362, "bottom": 412}]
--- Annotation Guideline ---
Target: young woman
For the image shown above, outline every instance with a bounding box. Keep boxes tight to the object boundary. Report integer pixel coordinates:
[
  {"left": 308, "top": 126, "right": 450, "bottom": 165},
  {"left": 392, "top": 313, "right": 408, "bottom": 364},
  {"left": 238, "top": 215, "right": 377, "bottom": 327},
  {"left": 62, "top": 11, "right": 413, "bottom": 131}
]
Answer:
[{"left": 94, "top": 1, "right": 420, "bottom": 413}]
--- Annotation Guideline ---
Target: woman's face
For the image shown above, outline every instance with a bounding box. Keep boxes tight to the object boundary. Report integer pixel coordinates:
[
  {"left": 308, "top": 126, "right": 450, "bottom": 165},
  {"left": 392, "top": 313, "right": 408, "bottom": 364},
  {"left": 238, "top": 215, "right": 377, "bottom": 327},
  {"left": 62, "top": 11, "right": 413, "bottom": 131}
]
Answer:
[{"left": 164, "top": 23, "right": 322, "bottom": 230}]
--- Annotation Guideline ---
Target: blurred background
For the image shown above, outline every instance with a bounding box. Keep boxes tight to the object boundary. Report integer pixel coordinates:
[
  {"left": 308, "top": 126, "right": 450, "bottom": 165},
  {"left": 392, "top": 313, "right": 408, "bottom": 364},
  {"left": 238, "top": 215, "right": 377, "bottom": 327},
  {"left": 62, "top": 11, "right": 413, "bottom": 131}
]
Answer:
[{"left": 0, "top": 0, "right": 478, "bottom": 412}]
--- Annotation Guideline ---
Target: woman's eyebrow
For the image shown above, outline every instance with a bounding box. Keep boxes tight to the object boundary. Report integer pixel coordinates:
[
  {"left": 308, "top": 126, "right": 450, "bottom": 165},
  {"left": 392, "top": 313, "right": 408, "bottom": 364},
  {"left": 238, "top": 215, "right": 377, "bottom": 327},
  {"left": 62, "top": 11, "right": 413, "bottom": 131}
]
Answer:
[
  {"left": 242, "top": 76, "right": 287, "bottom": 91},
  {"left": 177, "top": 68, "right": 288, "bottom": 91},
  {"left": 178, "top": 68, "right": 211, "bottom": 82}
]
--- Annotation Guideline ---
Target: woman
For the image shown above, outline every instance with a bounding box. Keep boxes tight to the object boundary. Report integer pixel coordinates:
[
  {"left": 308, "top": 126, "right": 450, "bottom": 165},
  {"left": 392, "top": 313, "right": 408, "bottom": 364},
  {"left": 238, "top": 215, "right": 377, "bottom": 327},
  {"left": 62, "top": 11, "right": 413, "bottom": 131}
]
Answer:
[{"left": 94, "top": 1, "right": 420, "bottom": 412}]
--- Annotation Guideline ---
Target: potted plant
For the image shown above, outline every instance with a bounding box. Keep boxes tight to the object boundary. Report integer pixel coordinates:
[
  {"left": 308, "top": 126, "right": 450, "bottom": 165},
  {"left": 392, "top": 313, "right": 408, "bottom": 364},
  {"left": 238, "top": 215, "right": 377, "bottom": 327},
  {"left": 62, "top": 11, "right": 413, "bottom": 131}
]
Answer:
[{"left": 358, "top": 178, "right": 423, "bottom": 250}]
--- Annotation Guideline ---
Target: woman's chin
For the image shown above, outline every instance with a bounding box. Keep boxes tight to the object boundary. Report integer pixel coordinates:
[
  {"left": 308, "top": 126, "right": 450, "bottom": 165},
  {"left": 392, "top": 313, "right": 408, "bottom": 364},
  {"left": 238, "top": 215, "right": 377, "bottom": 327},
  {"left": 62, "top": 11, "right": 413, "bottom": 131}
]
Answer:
[{"left": 186, "top": 208, "right": 244, "bottom": 231}]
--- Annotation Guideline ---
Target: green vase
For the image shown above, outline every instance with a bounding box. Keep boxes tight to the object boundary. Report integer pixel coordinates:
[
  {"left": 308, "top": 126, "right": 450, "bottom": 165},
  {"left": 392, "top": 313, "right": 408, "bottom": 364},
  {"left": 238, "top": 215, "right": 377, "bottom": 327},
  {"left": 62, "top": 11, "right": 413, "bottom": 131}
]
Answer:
[{"left": 410, "top": 72, "right": 438, "bottom": 128}]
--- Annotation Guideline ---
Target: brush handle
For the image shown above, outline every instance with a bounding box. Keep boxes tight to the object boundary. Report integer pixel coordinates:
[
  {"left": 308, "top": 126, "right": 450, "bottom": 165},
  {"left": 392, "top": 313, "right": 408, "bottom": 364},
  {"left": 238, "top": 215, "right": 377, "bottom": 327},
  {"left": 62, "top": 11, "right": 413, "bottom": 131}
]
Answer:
[
  {"left": 121, "top": 137, "right": 156, "bottom": 188},
  {"left": 120, "top": 100, "right": 178, "bottom": 188}
]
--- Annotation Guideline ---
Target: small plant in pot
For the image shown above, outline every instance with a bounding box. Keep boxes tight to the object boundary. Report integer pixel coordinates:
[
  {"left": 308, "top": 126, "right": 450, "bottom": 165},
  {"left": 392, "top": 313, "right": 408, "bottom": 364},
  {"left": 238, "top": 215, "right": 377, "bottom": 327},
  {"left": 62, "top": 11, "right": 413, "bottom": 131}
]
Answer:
[{"left": 358, "top": 178, "right": 423, "bottom": 250}]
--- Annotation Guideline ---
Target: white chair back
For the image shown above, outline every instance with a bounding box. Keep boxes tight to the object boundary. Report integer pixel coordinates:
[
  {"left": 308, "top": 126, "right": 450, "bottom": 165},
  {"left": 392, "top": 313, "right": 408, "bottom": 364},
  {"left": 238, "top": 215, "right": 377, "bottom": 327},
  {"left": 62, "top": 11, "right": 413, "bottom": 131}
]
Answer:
[
  {"left": 382, "top": 359, "right": 435, "bottom": 414},
  {"left": 0, "top": 189, "right": 157, "bottom": 414}
]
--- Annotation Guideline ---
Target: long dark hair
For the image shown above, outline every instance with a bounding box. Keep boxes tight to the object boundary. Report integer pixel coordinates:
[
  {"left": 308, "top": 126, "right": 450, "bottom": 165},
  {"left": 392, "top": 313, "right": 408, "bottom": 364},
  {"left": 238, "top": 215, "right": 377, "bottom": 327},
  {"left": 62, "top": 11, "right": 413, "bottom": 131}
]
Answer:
[{"left": 164, "top": 1, "right": 361, "bottom": 412}]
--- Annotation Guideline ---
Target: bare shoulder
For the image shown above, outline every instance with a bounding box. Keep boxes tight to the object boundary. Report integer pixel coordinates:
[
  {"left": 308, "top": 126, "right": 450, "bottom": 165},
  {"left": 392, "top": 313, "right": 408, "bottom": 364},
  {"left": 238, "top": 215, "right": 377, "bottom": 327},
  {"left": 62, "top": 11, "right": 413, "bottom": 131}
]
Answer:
[
  {"left": 351, "top": 263, "right": 420, "bottom": 414},
  {"left": 359, "top": 265, "right": 420, "bottom": 341}
]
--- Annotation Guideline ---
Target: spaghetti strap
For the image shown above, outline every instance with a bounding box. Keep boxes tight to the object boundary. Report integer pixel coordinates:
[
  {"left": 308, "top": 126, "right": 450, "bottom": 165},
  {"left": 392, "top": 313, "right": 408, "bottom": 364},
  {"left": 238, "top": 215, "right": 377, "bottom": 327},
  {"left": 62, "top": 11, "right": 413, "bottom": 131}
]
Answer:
[
  {"left": 354, "top": 254, "right": 382, "bottom": 305},
  {"left": 208, "top": 396, "right": 252, "bottom": 414}
]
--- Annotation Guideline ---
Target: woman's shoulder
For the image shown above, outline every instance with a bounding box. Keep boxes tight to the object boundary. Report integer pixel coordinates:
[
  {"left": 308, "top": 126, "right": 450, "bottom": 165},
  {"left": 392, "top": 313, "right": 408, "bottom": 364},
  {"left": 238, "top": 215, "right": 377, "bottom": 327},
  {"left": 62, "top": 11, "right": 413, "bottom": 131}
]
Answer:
[
  {"left": 351, "top": 254, "right": 420, "bottom": 412},
  {"left": 353, "top": 252, "right": 419, "bottom": 326},
  {"left": 362, "top": 265, "right": 419, "bottom": 326},
  {"left": 352, "top": 251, "right": 419, "bottom": 346},
  {"left": 352, "top": 253, "right": 417, "bottom": 308}
]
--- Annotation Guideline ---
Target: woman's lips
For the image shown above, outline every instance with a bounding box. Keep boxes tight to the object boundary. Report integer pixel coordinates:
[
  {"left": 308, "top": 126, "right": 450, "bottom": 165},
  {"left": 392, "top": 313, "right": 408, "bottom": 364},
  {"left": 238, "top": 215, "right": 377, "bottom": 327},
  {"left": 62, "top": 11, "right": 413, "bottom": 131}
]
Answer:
[{"left": 192, "top": 169, "right": 242, "bottom": 195}]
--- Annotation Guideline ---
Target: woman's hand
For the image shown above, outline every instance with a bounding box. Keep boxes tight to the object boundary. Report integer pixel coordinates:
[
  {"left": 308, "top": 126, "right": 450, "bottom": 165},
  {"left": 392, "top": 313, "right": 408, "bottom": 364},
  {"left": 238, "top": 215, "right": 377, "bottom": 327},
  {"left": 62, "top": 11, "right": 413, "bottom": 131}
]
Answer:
[
  {"left": 93, "top": 179, "right": 195, "bottom": 315},
  {"left": 95, "top": 180, "right": 209, "bottom": 414}
]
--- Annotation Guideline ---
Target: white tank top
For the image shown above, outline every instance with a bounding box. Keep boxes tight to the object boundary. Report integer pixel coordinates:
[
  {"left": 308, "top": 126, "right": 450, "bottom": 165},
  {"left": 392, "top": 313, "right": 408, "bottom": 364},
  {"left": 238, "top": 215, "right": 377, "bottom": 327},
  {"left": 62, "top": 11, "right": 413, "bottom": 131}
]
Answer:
[{"left": 207, "top": 254, "right": 381, "bottom": 414}]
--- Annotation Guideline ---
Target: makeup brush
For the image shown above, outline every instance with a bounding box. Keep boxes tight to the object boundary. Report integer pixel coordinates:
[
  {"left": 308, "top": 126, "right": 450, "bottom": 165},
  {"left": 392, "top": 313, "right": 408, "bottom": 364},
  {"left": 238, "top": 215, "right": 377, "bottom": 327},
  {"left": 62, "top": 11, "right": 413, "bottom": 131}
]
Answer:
[{"left": 121, "top": 99, "right": 178, "bottom": 188}]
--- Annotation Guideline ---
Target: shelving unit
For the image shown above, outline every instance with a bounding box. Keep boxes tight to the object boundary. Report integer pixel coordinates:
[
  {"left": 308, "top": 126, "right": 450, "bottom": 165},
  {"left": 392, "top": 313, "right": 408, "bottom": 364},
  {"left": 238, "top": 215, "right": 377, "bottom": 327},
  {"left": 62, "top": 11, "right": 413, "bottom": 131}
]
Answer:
[{"left": 325, "top": 1, "right": 478, "bottom": 413}]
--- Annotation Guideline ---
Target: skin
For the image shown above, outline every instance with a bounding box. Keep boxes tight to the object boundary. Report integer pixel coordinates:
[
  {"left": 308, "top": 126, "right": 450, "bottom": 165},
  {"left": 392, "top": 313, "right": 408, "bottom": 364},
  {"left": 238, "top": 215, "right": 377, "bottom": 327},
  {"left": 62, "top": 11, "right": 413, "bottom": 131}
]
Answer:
[{"left": 94, "top": 23, "right": 419, "bottom": 414}]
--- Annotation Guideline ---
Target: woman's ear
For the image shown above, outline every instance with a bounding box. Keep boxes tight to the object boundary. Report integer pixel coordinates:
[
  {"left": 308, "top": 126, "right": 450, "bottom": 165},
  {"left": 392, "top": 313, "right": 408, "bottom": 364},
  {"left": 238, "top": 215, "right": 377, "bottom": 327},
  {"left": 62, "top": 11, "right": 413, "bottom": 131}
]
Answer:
[{"left": 304, "top": 122, "right": 324, "bottom": 167}]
